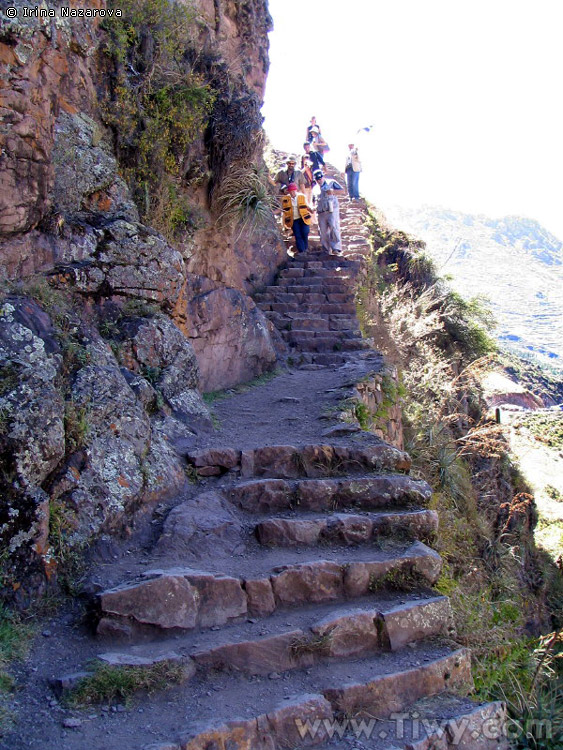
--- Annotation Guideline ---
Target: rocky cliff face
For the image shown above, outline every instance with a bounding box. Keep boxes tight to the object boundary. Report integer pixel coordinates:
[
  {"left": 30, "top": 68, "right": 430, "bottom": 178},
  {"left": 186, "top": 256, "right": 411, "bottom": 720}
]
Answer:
[{"left": 0, "top": 0, "right": 284, "bottom": 595}]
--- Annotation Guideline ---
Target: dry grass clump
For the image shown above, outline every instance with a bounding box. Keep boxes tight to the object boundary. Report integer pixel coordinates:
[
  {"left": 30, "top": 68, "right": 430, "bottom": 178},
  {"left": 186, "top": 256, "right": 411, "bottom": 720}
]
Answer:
[{"left": 215, "top": 161, "right": 278, "bottom": 237}]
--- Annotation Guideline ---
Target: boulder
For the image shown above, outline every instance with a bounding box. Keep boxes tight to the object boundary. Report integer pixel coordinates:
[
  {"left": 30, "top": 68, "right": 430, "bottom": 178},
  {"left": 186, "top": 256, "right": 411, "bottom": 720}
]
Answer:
[
  {"left": 186, "top": 286, "right": 276, "bottom": 392},
  {"left": 100, "top": 576, "right": 200, "bottom": 630},
  {"left": 244, "top": 577, "right": 276, "bottom": 617},
  {"left": 118, "top": 315, "right": 209, "bottom": 422},
  {"left": 271, "top": 561, "right": 343, "bottom": 606},
  {"left": 158, "top": 491, "right": 244, "bottom": 559}
]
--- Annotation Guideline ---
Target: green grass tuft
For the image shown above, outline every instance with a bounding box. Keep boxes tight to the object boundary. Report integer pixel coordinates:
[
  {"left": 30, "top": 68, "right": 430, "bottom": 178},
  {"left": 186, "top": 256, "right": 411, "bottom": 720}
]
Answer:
[{"left": 67, "top": 660, "right": 188, "bottom": 705}]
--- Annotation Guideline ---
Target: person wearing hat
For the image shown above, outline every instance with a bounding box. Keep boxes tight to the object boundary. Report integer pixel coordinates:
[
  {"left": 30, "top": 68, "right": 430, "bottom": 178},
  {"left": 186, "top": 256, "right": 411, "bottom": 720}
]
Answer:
[
  {"left": 275, "top": 158, "right": 305, "bottom": 194},
  {"left": 281, "top": 182, "right": 314, "bottom": 254},
  {"left": 313, "top": 169, "right": 344, "bottom": 255},
  {"left": 306, "top": 116, "right": 321, "bottom": 143}
]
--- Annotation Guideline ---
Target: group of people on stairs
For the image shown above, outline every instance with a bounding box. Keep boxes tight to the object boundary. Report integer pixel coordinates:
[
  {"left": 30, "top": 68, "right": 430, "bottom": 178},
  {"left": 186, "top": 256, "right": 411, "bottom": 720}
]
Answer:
[{"left": 275, "top": 116, "right": 363, "bottom": 255}]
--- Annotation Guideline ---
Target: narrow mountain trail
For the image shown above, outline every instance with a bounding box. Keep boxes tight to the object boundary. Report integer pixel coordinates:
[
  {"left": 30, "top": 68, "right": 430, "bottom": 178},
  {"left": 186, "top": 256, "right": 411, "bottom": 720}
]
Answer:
[{"left": 2, "top": 184, "right": 507, "bottom": 750}]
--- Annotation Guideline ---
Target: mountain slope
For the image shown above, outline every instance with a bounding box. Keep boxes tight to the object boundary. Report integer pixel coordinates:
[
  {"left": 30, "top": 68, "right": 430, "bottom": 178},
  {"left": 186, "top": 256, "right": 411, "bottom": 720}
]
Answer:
[{"left": 384, "top": 206, "right": 563, "bottom": 368}]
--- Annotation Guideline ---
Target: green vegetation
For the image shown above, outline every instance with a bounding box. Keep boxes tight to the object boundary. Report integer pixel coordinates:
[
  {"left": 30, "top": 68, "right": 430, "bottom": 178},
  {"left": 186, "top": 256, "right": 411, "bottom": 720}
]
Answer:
[
  {"left": 64, "top": 400, "right": 90, "bottom": 454},
  {"left": 49, "top": 500, "right": 87, "bottom": 596},
  {"left": 363, "top": 207, "right": 563, "bottom": 743},
  {"left": 101, "top": 0, "right": 215, "bottom": 238},
  {"left": 369, "top": 565, "right": 428, "bottom": 593},
  {"left": 0, "top": 606, "right": 33, "bottom": 735},
  {"left": 66, "top": 659, "right": 187, "bottom": 705},
  {"left": 121, "top": 298, "right": 160, "bottom": 319},
  {"left": 514, "top": 411, "right": 563, "bottom": 450},
  {"left": 0, "top": 365, "right": 19, "bottom": 398}
]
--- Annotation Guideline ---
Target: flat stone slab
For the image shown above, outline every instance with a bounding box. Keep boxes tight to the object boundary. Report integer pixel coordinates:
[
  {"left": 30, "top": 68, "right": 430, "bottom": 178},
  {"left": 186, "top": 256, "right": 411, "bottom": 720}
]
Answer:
[{"left": 230, "top": 474, "right": 432, "bottom": 514}]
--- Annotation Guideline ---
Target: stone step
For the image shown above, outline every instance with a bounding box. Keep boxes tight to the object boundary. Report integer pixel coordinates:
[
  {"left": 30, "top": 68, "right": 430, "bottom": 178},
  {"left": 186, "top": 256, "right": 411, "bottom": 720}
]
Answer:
[
  {"left": 186, "top": 442, "right": 412, "bottom": 479},
  {"left": 318, "top": 696, "right": 508, "bottom": 750},
  {"left": 290, "top": 258, "right": 360, "bottom": 271},
  {"left": 291, "top": 352, "right": 349, "bottom": 367},
  {"left": 283, "top": 331, "right": 359, "bottom": 349},
  {"left": 285, "top": 341, "right": 368, "bottom": 355},
  {"left": 97, "top": 541, "right": 442, "bottom": 635},
  {"left": 283, "top": 317, "right": 330, "bottom": 332},
  {"left": 278, "top": 270, "right": 354, "bottom": 282},
  {"left": 281, "top": 277, "right": 352, "bottom": 289},
  {"left": 93, "top": 593, "right": 453, "bottom": 678},
  {"left": 141, "top": 647, "right": 474, "bottom": 750},
  {"left": 228, "top": 474, "right": 430, "bottom": 513},
  {"left": 254, "top": 509, "right": 438, "bottom": 547},
  {"left": 283, "top": 285, "right": 353, "bottom": 296},
  {"left": 188, "top": 596, "right": 454, "bottom": 675},
  {"left": 282, "top": 327, "right": 363, "bottom": 341}
]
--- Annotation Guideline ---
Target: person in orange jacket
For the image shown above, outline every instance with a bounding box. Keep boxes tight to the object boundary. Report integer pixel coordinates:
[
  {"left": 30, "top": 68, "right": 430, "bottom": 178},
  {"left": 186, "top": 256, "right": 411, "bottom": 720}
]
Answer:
[{"left": 281, "top": 183, "right": 314, "bottom": 254}]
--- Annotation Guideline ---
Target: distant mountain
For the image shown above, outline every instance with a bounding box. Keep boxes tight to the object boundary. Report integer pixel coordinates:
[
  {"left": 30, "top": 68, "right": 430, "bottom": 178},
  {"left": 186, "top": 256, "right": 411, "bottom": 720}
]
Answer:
[{"left": 384, "top": 206, "right": 563, "bottom": 369}]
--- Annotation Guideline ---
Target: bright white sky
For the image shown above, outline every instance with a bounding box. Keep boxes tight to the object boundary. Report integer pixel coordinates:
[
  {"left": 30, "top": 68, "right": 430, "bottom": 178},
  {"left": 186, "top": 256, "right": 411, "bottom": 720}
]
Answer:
[{"left": 262, "top": 0, "right": 563, "bottom": 241}]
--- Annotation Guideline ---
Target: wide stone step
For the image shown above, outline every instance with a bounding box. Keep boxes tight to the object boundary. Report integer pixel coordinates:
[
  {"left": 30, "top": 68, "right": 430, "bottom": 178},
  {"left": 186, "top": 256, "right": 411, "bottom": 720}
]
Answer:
[
  {"left": 291, "top": 259, "right": 360, "bottom": 271},
  {"left": 279, "top": 269, "right": 354, "bottom": 281},
  {"left": 188, "top": 596, "right": 454, "bottom": 675},
  {"left": 292, "top": 352, "right": 350, "bottom": 367},
  {"left": 283, "top": 285, "right": 353, "bottom": 297},
  {"left": 142, "top": 647, "right": 474, "bottom": 750},
  {"left": 282, "top": 330, "right": 364, "bottom": 345},
  {"left": 282, "top": 277, "right": 352, "bottom": 289},
  {"left": 283, "top": 332, "right": 359, "bottom": 350},
  {"left": 255, "top": 509, "right": 438, "bottom": 547},
  {"left": 97, "top": 542, "right": 442, "bottom": 635},
  {"left": 284, "top": 317, "right": 330, "bottom": 331},
  {"left": 186, "top": 442, "right": 412, "bottom": 479},
  {"left": 229, "top": 474, "right": 430, "bottom": 513},
  {"left": 318, "top": 696, "right": 508, "bottom": 750}
]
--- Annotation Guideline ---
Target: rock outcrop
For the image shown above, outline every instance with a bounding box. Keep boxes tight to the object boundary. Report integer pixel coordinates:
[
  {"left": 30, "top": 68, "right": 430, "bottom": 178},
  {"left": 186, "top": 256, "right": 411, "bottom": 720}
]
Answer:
[{"left": 0, "top": 0, "right": 285, "bottom": 590}]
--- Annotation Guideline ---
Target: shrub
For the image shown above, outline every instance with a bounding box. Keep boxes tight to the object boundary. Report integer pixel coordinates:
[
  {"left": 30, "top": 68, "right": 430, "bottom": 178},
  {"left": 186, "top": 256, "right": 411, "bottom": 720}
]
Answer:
[{"left": 216, "top": 161, "right": 278, "bottom": 236}]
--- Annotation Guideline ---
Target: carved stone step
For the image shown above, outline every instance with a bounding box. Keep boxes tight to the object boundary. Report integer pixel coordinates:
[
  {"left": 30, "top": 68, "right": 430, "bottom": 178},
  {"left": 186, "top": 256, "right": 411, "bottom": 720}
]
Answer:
[
  {"left": 186, "top": 442, "right": 412, "bottom": 479},
  {"left": 97, "top": 542, "right": 442, "bottom": 635},
  {"left": 189, "top": 596, "right": 454, "bottom": 674},
  {"left": 315, "top": 697, "right": 508, "bottom": 750},
  {"left": 144, "top": 648, "right": 475, "bottom": 750},
  {"left": 229, "top": 474, "right": 430, "bottom": 514},
  {"left": 255, "top": 509, "right": 438, "bottom": 547}
]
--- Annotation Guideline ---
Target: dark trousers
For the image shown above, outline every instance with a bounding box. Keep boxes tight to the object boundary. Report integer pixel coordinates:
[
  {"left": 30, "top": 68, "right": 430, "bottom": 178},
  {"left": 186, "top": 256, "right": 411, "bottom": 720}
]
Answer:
[{"left": 292, "top": 218, "right": 310, "bottom": 252}]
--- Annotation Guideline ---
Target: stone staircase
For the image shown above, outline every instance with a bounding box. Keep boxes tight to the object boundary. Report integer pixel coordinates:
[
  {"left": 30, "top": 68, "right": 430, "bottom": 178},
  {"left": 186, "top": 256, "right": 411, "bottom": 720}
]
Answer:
[
  {"left": 45, "top": 187, "right": 507, "bottom": 750},
  {"left": 78, "top": 437, "right": 506, "bottom": 750},
  {"left": 256, "top": 182, "right": 375, "bottom": 368}
]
